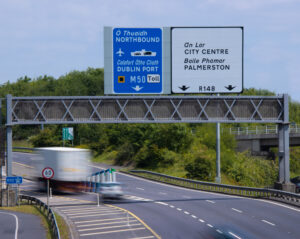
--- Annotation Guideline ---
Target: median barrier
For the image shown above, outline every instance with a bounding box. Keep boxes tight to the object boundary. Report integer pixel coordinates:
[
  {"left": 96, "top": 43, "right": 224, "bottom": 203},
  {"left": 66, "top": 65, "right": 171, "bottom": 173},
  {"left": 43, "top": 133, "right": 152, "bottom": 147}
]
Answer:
[
  {"left": 19, "top": 194, "right": 60, "bottom": 239},
  {"left": 127, "top": 170, "right": 300, "bottom": 208}
]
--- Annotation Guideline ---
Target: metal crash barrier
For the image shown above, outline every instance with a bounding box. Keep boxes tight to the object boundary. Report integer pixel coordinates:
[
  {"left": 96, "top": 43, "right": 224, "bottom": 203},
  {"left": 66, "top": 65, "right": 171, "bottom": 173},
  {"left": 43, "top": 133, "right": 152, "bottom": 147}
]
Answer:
[
  {"left": 19, "top": 194, "right": 60, "bottom": 239},
  {"left": 128, "top": 170, "right": 300, "bottom": 207}
]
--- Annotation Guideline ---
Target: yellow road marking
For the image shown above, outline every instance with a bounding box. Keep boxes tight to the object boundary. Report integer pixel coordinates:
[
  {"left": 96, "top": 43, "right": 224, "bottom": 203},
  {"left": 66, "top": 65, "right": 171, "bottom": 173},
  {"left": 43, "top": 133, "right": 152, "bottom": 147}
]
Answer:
[
  {"left": 80, "top": 227, "right": 146, "bottom": 236},
  {"left": 13, "top": 162, "right": 34, "bottom": 169},
  {"left": 106, "top": 204, "right": 161, "bottom": 239}
]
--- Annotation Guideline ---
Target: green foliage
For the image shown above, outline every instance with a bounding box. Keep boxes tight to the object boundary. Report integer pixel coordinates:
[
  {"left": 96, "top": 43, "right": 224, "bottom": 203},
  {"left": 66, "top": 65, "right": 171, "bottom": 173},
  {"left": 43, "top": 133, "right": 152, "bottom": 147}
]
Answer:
[
  {"left": 290, "top": 147, "right": 300, "bottom": 177},
  {"left": 226, "top": 152, "right": 278, "bottom": 187},
  {"left": 29, "top": 128, "right": 61, "bottom": 147},
  {"left": 0, "top": 68, "right": 104, "bottom": 97},
  {"left": 184, "top": 144, "right": 215, "bottom": 181}
]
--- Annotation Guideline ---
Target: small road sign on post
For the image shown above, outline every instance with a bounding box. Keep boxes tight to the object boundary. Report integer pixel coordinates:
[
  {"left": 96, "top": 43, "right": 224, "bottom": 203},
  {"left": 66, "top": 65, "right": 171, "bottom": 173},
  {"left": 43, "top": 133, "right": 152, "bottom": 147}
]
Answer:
[
  {"left": 6, "top": 176, "right": 22, "bottom": 184},
  {"left": 42, "top": 167, "right": 54, "bottom": 209}
]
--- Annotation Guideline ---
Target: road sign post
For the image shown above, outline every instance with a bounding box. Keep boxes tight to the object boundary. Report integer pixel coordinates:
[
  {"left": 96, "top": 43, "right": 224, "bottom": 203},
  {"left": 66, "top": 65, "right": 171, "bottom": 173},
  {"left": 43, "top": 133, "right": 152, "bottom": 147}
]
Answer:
[
  {"left": 42, "top": 167, "right": 54, "bottom": 209},
  {"left": 6, "top": 176, "right": 23, "bottom": 207}
]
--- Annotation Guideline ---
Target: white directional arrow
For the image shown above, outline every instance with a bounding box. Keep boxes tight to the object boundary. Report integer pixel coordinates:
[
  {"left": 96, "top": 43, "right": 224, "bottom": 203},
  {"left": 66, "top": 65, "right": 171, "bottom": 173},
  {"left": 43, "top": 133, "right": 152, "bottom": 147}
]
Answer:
[{"left": 132, "top": 85, "right": 143, "bottom": 91}]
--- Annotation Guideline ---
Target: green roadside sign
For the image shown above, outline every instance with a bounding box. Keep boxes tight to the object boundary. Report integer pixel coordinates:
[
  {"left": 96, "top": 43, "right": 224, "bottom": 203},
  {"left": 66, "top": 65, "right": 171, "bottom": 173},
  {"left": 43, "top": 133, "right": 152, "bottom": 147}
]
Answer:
[{"left": 62, "top": 127, "right": 74, "bottom": 140}]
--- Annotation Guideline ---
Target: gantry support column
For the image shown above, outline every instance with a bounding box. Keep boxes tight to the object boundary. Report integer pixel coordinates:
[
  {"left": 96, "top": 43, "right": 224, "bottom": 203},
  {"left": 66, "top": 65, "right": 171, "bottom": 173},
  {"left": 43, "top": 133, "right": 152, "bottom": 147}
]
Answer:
[
  {"left": 275, "top": 94, "right": 295, "bottom": 192},
  {"left": 6, "top": 94, "right": 12, "bottom": 177}
]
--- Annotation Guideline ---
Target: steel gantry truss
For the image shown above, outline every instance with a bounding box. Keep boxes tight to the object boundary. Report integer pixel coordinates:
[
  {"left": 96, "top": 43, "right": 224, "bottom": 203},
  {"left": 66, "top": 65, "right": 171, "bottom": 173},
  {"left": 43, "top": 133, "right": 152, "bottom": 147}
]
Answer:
[
  {"left": 7, "top": 95, "right": 285, "bottom": 124},
  {"left": 5, "top": 94, "right": 292, "bottom": 190}
]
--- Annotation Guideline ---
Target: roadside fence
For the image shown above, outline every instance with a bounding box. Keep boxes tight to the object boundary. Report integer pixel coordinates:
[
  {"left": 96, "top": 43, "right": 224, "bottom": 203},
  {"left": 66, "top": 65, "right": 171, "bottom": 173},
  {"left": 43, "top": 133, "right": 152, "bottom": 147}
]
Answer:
[{"left": 224, "top": 124, "right": 300, "bottom": 136}]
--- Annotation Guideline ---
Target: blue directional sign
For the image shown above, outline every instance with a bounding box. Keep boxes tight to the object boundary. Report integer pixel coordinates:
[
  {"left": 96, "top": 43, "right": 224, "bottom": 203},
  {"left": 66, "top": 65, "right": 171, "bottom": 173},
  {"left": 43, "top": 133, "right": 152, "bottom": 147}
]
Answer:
[
  {"left": 113, "top": 28, "right": 162, "bottom": 94},
  {"left": 6, "top": 176, "right": 23, "bottom": 184}
]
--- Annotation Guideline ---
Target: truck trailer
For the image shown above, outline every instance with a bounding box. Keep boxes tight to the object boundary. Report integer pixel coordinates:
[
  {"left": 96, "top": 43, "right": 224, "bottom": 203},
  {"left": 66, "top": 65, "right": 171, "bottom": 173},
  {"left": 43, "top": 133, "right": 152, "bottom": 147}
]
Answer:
[{"left": 34, "top": 147, "right": 92, "bottom": 192}]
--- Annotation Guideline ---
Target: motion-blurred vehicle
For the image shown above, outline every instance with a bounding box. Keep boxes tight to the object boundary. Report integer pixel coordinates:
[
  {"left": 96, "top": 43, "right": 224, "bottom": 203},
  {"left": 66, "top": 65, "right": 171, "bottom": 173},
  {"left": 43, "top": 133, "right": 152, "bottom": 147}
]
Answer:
[
  {"left": 291, "top": 176, "right": 300, "bottom": 193},
  {"left": 99, "top": 182, "right": 123, "bottom": 199},
  {"left": 34, "top": 147, "right": 92, "bottom": 193}
]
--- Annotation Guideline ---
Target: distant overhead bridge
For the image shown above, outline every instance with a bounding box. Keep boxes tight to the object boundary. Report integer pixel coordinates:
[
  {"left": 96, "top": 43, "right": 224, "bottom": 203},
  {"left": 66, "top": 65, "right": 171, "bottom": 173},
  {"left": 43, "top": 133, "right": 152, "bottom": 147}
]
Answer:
[
  {"left": 225, "top": 125, "right": 300, "bottom": 155},
  {"left": 3, "top": 94, "right": 293, "bottom": 191}
]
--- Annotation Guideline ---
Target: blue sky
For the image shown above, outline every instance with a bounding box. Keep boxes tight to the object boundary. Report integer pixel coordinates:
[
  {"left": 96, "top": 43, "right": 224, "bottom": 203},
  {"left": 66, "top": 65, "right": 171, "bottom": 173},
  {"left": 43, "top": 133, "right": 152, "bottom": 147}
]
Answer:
[{"left": 1, "top": 0, "right": 300, "bottom": 101}]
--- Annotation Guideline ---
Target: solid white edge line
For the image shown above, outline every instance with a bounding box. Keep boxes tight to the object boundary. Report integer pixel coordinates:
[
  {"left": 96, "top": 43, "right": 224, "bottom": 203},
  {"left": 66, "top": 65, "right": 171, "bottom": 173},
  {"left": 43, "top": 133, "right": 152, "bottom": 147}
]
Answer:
[{"left": 0, "top": 212, "right": 19, "bottom": 239}]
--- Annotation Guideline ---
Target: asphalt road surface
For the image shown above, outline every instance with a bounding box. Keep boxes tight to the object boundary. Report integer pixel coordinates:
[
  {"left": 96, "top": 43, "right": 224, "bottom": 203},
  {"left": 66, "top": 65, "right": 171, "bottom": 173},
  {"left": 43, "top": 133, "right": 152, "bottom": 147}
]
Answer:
[
  {"left": 13, "top": 152, "right": 300, "bottom": 239},
  {"left": 0, "top": 209, "right": 46, "bottom": 239}
]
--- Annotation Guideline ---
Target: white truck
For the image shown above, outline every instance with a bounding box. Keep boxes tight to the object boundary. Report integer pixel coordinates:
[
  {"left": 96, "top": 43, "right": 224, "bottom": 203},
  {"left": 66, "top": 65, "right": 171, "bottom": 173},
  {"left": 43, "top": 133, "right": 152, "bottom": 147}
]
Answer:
[{"left": 34, "top": 147, "right": 92, "bottom": 192}]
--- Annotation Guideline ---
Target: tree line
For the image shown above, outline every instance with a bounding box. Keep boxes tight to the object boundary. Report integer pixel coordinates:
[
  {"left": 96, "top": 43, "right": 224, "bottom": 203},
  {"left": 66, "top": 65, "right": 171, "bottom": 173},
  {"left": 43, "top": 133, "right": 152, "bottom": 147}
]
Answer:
[{"left": 2, "top": 68, "right": 300, "bottom": 187}]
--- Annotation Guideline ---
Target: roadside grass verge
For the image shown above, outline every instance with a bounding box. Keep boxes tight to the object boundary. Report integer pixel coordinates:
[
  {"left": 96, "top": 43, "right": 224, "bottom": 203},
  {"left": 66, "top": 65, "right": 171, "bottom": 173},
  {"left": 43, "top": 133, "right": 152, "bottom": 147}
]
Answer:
[{"left": 1, "top": 204, "right": 70, "bottom": 239}]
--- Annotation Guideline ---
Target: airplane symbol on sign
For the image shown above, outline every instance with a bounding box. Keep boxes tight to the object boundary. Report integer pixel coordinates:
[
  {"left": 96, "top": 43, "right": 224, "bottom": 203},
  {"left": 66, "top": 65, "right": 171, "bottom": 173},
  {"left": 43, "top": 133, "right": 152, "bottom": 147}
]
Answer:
[{"left": 116, "top": 48, "right": 124, "bottom": 57}]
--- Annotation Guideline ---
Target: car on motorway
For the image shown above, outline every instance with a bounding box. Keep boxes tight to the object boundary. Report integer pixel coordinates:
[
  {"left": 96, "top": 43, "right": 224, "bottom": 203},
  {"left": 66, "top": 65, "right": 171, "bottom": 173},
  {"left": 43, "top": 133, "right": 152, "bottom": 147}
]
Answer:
[
  {"left": 291, "top": 176, "right": 300, "bottom": 193},
  {"left": 99, "top": 182, "right": 124, "bottom": 199}
]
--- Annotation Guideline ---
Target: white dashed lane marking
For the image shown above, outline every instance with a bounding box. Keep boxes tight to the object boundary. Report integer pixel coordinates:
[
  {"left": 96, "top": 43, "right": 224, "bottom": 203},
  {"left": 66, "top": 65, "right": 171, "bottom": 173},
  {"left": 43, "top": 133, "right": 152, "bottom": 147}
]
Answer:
[
  {"left": 231, "top": 208, "right": 243, "bottom": 213},
  {"left": 136, "top": 187, "right": 145, "bottom": 191},
  {"left": 206, "top": 200, "right": 215, "bottom": 204},
  {"left": 184, "top": 211, "right": 190, "bottom": 215},
  {"left": 229, "top": 231, "right": 242, "bottom": 239},
  {"left": 262, "top": 219, "right": 276, "bottom": 226},
  {"left": 207, "top": 224, "right": 213, "bottom": 228},
  {"left": 155, "top": 201, "right": 168, "bottom": 206}
]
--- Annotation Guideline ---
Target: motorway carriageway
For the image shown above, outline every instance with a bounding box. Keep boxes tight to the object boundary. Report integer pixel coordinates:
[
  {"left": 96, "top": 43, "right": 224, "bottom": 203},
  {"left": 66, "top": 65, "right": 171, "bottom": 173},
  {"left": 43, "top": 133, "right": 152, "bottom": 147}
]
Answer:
[{"left": 13, "top": 152, "right": 300, "bottom": 239}]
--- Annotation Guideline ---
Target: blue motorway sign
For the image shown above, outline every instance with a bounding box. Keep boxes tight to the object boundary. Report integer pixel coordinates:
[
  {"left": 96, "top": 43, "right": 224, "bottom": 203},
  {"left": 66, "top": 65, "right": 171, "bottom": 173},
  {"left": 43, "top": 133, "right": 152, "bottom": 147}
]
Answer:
[
  {"left": 6, "top": 176, "right": 23, "bottom": 184},
  {"left": 113, "top": 28, "right": 162, "bottom": 94}
]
